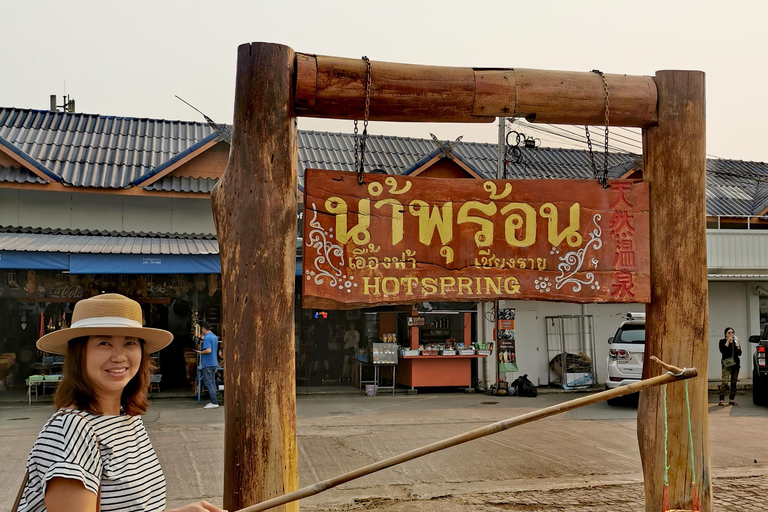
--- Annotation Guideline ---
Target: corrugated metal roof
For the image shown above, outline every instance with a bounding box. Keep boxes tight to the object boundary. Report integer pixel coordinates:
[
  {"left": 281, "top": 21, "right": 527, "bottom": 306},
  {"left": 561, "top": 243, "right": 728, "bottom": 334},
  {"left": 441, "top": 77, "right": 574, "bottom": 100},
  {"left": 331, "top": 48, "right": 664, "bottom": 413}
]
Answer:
[
  {"left": 0, "top": 227, "right": 218, "bottom": 255},
  {"left": 0, "top": 107, "right": 217, "bottom": 188}
]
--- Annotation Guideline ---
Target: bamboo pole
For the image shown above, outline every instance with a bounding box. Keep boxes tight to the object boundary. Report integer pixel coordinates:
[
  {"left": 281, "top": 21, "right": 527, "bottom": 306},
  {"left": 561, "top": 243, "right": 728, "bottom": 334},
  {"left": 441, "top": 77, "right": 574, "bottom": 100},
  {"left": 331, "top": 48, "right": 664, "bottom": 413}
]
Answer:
[
  {"left": 640, "top": 70, "right": 710, "bottom": 512},
  {"left": 236, "top": 359, "right": 697, "bottom": 512},
  {"left": 294, "top": 53, "right": 658, "bottom": 127},
  {"left": 212, "top": 42, "right": 299, "bottom": 511}
]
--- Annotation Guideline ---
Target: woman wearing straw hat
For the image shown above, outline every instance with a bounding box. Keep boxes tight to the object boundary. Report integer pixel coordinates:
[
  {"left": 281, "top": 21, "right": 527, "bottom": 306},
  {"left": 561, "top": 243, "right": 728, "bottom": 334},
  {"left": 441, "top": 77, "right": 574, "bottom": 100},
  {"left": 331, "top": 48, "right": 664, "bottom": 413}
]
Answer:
[{"left": 14, "top": 294, "right": 226, "bottom": 512}]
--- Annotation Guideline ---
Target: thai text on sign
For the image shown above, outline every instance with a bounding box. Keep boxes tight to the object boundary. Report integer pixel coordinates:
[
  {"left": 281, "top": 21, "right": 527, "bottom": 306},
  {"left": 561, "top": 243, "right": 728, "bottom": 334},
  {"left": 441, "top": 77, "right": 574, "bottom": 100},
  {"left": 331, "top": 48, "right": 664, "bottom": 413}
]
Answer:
[{"left": 302, "top": 169, "right": 650, "bottom": 309}]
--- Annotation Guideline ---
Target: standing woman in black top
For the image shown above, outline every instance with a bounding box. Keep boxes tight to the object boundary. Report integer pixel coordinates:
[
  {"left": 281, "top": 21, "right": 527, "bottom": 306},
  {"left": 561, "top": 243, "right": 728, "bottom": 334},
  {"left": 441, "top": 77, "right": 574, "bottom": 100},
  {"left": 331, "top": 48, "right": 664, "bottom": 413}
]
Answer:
[{"left": 718, "top": 326, "right": 742, "bottom": 406}]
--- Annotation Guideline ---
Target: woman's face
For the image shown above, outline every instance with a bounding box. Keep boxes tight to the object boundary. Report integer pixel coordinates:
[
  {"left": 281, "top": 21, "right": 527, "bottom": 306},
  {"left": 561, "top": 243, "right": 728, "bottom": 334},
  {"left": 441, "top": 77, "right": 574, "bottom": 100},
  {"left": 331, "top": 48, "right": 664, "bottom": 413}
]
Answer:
[
  {"left": 726, "top": 329, "right": 735, "bottom": 338},
  {"left": 85, "top": 335, "right": 142, "bottom": 399}
]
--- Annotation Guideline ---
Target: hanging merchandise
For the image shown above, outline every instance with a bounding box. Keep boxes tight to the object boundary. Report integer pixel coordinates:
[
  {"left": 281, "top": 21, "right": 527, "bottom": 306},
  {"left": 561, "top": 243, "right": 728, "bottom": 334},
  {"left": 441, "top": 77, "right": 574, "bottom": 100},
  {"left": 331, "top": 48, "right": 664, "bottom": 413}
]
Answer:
[{"left": 497, "top": 306, "right": 518, "bottom": 374}]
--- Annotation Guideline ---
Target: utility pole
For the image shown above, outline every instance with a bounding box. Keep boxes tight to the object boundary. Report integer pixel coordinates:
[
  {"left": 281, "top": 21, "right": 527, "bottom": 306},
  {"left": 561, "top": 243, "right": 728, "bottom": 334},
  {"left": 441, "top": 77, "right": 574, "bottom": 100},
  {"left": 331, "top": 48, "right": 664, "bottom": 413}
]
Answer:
[{"left": 496, "top": 117, "right": 505, "bottom": 179}]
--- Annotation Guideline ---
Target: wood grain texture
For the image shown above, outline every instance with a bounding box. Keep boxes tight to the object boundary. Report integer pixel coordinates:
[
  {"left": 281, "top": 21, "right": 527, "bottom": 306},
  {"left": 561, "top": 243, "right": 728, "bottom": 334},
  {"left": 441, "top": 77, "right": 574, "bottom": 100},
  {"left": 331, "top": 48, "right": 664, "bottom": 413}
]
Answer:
[
  {"left": 294, "top": 53, "right": 658, "bottom": 127},
  {"left": 212, "top": 42, "right": 299, "bottom": 512},
  {"left": 639, "top": 70, "right": 711, "bottom": 512},
  {"left": 302, "top": 169, "right": 650, "bottom": 308}
]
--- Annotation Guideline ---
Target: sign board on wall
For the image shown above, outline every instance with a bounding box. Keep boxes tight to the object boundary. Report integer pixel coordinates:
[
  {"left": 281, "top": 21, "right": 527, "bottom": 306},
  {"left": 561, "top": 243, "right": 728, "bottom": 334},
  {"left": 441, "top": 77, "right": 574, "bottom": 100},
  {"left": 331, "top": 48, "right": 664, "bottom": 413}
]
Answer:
[
  {"left": 302, "top": 169, "right": 650, "bottom": 309},
  {"left": 497, "top": 307, "right": 517, "bottom": 373}
]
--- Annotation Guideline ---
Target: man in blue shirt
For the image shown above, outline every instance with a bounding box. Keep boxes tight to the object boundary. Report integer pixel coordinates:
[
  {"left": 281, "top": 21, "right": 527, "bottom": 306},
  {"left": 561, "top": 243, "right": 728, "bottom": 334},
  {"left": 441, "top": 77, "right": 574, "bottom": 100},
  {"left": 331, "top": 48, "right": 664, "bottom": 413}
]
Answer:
[{"left": 196, "top": 321, "right": 219, "bottom": 409}]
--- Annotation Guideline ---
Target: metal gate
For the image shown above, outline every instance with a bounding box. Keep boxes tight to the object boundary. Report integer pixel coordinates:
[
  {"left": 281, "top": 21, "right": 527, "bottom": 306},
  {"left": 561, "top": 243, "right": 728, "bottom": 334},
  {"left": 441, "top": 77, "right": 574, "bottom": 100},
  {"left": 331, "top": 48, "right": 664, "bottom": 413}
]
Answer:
[{"left": 545, "top": 315, "right": 597, "bottom": 389}]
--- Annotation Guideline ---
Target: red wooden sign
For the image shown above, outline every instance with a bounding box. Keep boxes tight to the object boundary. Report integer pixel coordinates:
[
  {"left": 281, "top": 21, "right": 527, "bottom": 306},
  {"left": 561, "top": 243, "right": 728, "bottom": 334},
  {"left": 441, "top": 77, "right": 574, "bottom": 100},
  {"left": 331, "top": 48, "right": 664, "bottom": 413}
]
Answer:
[{"left": 302, "top": 169, "right": 649, "bottom": 309}]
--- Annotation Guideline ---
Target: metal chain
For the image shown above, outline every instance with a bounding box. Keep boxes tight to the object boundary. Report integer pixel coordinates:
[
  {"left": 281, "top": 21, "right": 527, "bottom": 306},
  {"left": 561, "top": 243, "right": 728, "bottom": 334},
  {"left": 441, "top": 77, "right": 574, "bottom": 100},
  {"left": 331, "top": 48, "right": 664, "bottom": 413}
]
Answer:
[
  {"left": 357, "top": 56, "right": 372, "bottom": 185},
  {"left": 353, "top": 119, "right": 359, "bottom": 177},
  {"left": 585, "top": 69, "right": 610, "bottom": 188}
]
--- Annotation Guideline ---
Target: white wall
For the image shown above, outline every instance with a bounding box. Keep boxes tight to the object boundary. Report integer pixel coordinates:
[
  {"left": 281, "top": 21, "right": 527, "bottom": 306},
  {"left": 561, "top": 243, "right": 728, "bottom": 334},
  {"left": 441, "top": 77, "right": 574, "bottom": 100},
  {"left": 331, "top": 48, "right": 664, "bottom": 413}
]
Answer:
[
  {"left": 0, "top": 189, "right": 19, "bottom": 226},
  {"left": 708, "top": 281, "right": 756, "bottom": 380},
  {"left": 0, "top": 190, "right": 215, "bottom": 235},
  {"left": 475, "top": 299, "right": 644, "bottom": 389},
  {"left": 474, "top": 282, "right": 759, "bottom": 391}
]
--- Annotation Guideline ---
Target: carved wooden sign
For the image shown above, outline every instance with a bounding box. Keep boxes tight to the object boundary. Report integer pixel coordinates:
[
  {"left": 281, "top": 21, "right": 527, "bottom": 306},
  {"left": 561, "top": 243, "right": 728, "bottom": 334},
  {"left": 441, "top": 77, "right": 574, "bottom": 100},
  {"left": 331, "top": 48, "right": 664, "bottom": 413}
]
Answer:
[{"left": 302, "top": 169, "right": 650, "bottom": 309}]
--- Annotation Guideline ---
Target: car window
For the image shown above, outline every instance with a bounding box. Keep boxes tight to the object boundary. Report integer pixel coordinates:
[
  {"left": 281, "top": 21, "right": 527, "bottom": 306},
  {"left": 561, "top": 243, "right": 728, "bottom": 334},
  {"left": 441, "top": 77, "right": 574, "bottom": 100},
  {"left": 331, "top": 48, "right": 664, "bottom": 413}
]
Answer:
[{"left": 616, "top": 324, "right": 645, "bottom": 344}]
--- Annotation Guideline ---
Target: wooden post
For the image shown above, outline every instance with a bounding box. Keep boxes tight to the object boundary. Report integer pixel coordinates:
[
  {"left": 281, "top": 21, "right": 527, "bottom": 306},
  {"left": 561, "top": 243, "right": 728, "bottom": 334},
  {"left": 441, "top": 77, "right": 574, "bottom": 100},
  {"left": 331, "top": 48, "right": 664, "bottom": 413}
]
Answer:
[
  {"left": 640, "top": 70, "right": 710, "bottom": 511},
  {"left": 212, "top": 42, "right": 299, "bottom": 511}
]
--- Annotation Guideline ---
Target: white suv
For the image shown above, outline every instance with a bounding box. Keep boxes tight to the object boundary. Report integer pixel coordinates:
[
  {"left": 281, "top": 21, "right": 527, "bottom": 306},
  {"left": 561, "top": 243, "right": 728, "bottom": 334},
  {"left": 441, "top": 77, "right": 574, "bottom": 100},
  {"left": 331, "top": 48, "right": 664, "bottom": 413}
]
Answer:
[{"left": 605, "top": 313, "right": 646, "bottom": 404}]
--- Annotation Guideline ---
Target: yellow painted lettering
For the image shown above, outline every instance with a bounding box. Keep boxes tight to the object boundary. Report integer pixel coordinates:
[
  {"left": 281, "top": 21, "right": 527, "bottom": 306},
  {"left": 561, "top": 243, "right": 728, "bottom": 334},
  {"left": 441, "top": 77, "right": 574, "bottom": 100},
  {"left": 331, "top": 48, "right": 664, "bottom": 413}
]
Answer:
[
  {"left": 501, "top": 203, "right": 537, "bottom": 247},
  {"left": 325, "top": 197, "right": 371, "bottom": 245},
  {"left": 363, "top": 276, "right": 380, "bottom": 295},
  {"left": 457, "top": 201, "right": 497, "bottom": 247},
  {"left": 408, "top": 200, "right": 453, "bottom": 246},
  {"left": 381, "top": 277, "right": 400, "bottom": 295},
  {"left": 540, "top": 202, "right": 583, "bottom": 247},
  {"left": 458, "top": 277, "right": 472, "bottom": 295},
  {"left": 422, "top": 277, "right": 437, "bottom": 294},
  {"left": 483, "top": 277, "right": 502, "bottom": 295},
  {"left": 439, "top": 277, "right": 456, "bottom": 294},
  {"left": 503, "top": 277, "right": 521, "bottom": 295},
  {"left": 374, "top": 198, "right": 404, "bottom": 245},
  {"left": 400, "top": 277, "right": 418, "bottom": 295}
]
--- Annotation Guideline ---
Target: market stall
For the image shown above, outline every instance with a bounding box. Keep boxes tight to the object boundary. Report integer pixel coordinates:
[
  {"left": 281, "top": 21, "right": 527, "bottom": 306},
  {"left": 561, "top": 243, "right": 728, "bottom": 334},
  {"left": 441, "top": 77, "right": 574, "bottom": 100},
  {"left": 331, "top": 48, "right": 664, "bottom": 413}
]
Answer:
[{"left": 397, "top": 307, "right": 488, "bottom": 389}]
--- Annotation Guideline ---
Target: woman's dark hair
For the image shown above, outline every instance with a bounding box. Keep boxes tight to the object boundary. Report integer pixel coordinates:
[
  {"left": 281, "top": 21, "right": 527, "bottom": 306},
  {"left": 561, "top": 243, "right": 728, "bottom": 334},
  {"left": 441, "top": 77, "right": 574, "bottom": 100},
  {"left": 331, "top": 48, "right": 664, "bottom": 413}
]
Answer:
[
  {"left": 54, "top": 336, "right": 156, "bottom": 415},
  {"left": 724, "top": 327, "right": 734, "bottom": 337}
]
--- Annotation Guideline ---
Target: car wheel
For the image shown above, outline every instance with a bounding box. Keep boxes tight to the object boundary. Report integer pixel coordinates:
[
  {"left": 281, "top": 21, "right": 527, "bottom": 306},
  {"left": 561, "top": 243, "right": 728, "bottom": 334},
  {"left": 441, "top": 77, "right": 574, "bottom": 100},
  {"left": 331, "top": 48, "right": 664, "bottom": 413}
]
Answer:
[{"left": 753, "top": 368, "right": 767, "bottom": 406}]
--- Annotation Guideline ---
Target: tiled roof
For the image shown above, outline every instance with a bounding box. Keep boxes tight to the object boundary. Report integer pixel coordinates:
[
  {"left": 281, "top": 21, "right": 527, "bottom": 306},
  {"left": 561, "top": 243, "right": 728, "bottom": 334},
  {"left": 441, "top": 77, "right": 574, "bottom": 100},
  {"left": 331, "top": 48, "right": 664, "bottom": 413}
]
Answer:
[
  {"left": 143, "top": 176, "right": 218, "bottom": 193},
  {"left": 0, "top": 226, "right": 218, "bottom": 255},
  {"left": 705, "top": 158, "right": 768, "bottom": 216},
  {"left": 0, "top": 166, "right": 47, "bottom": 184},
  {"left": 296, "top": 130, "right": 639, "bottom": 186},
  {"left": 3, "top": 107, "right": 768, "bottom": 218},
  {"left": 0, "top": 107, "right": 218, "bottom": 188}
]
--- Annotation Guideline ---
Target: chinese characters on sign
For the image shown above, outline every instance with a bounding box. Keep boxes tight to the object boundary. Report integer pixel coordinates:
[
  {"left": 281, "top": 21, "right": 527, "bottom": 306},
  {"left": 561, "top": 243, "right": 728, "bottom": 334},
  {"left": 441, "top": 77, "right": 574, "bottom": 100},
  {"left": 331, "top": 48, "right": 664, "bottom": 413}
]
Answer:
[{"left": 302, "top": 169, "right": 650, "bottom": 309}]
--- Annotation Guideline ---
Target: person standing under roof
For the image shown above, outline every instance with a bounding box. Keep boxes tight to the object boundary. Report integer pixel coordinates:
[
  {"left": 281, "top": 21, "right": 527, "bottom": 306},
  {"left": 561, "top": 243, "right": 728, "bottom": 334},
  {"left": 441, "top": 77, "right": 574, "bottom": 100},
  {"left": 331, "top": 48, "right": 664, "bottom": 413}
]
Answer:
[{"left": 196, "top": 321, "right": 220, "bottom": 410}]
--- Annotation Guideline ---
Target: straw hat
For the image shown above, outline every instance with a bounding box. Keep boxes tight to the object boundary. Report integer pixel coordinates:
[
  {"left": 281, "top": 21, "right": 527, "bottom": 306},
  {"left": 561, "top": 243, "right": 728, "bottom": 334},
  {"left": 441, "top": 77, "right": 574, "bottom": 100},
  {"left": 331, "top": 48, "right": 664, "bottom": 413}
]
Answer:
[{"left": 37, "top": 293, "right": 173, "bottom": 355}]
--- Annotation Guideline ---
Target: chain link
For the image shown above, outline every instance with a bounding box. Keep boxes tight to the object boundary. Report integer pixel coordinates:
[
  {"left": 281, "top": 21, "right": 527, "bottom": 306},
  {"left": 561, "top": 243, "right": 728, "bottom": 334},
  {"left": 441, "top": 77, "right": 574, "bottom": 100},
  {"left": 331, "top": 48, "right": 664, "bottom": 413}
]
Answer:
[
  {"left": 585, "top": 69, "right": 610, "bottom": 188},
  {"left": 356, "top": 56, "right": 372, "bottom": 185},
  {"left": 353, "top": 119, "right": 359, "bottom": 178}
]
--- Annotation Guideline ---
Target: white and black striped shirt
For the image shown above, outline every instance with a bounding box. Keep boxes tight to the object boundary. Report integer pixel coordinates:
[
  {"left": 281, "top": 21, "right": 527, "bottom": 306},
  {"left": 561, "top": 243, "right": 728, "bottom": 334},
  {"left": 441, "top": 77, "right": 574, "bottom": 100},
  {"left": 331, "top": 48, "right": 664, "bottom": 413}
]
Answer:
[{"left": 17, "top": 409, "right": 166, "bottom": 512}]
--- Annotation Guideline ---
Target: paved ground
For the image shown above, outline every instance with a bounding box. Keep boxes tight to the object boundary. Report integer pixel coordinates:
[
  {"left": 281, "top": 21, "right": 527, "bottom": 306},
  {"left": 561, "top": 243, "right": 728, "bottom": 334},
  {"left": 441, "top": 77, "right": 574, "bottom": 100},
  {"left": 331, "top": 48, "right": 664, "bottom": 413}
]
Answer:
[{"left": 1, "top": 388, "right": 766, "bottom": 511}]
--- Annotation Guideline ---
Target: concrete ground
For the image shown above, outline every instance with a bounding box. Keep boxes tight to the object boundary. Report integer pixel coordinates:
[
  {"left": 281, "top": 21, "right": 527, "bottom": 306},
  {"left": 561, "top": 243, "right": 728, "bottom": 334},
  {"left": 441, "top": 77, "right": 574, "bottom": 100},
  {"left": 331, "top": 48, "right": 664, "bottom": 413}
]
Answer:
[{"left": 1, "top": 388, "right": 766, "bottom": 511}]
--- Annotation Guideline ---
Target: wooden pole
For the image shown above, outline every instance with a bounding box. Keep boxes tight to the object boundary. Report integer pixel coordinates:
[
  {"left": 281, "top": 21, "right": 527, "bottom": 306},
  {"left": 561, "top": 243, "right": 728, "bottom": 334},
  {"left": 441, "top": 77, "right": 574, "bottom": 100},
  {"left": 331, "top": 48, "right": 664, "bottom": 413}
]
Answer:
[
  {"left": 294, "top": 53, "right": 658, "bottom": 127},
  {"left": 212, "top": 42, "right": 299, "bottom": 511},
  {"left": 640, "top": 70, "right": 710, "bottom": 512},
  {"left": 238, "top": 360, "right": 697, "bottom": 512}
]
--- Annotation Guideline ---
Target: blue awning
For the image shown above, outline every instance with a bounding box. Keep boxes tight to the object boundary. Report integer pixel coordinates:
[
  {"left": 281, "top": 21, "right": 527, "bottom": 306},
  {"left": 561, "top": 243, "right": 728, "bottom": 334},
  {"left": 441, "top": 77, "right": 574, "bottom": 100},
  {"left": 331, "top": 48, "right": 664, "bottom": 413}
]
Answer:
[
  {"left": 0, "top": 251, "right": 69, "bottom": 270},
  {"left": 69, "top": 254, "right": 221, "bottom": 274}
]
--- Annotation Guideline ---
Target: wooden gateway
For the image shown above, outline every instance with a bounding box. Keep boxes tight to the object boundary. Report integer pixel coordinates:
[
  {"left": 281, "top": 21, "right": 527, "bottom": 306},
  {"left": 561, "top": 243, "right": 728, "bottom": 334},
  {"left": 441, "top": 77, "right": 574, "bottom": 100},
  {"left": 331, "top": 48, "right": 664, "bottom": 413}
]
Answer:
[{"left": 212, "top": 43, "right": 708, "bottom": 512}]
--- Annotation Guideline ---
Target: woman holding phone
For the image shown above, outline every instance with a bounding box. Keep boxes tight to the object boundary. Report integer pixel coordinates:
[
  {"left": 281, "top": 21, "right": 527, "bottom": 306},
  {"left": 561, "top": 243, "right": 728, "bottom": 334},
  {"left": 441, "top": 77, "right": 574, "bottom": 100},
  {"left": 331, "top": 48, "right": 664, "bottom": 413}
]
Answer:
[
  {"left": 15, "top": 293, "right": 226, "bottom": 512},
  {"left": 718, "top": 326, "right": 742, "bottom": 406}
]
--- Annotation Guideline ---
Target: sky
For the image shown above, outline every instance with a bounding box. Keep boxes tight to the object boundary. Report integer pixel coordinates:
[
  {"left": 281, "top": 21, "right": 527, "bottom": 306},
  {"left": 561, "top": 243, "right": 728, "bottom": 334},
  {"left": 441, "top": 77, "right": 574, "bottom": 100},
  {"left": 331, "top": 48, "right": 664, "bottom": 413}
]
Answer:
[{"left": 2, "top": 0, "right": 767, "bottom": 162}]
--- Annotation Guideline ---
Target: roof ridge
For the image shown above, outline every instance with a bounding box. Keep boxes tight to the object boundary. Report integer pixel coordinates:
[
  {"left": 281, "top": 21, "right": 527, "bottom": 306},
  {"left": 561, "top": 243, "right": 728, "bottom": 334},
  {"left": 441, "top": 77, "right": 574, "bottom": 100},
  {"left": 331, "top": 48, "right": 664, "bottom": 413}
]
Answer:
[
  {"left": 0, "top": 106, "right": 216, "bottom": 129},
  {"left": 0, "top": 225, "right": 216, "bottom": 239}
]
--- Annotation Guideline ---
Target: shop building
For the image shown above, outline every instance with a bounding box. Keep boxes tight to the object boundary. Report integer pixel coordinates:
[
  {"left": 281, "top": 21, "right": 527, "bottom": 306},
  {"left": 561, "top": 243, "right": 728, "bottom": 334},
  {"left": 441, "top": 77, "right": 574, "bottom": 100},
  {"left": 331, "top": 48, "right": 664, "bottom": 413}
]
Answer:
[{"left": 1, "top": 106, "right": 767, "bottom": 395}]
